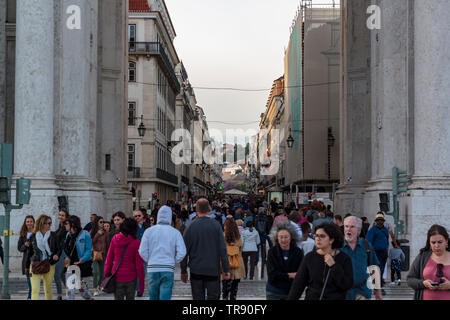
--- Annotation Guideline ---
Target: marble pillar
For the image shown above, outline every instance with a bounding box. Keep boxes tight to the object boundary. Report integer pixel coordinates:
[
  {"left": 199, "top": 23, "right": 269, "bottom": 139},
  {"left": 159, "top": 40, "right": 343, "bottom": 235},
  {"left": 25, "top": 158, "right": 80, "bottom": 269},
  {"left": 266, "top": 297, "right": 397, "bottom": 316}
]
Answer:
[
  {"left": 364, "top": 0, "right": 411, "bottom": 222},
  {"left": 335, "top": 0, "right": 372, "bottom": 217},
  {"left": 407, "top": 0, "right": 450, "bottom": 256}
]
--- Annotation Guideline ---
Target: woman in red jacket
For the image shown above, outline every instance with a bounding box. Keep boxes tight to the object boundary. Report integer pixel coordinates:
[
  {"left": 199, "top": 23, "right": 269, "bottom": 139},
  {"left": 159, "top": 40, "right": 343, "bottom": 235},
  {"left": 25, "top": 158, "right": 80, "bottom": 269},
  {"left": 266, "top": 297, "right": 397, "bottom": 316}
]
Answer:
[{"left": 104, "top": 218, "right": 144, "bottom": 300}]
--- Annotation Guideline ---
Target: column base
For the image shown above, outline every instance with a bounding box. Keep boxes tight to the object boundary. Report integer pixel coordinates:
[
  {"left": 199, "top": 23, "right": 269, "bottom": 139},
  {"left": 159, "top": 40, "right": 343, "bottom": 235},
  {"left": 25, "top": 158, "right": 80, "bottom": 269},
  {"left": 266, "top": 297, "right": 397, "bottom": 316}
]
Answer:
[{"left": 334, "top": 184, "right": 367, "bottom": 217}]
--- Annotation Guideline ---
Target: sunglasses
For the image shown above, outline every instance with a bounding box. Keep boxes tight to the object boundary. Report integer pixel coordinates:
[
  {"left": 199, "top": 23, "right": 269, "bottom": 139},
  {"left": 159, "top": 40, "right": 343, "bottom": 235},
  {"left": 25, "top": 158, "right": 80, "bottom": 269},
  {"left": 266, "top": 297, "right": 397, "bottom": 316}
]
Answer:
[{"left": 134, "top": 215, "right": 142, "bottom": 218}]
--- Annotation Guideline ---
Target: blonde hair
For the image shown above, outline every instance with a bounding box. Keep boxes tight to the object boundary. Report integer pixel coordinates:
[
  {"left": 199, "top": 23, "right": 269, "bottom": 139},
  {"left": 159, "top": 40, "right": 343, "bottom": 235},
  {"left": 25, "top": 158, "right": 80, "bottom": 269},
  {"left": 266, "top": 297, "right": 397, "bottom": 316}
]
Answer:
[
  {"left": 235, "top": 219, "right": 244, "bottom": 227},
  {"left": 33, "top": 214, "right": 52, "bottom": 234}
]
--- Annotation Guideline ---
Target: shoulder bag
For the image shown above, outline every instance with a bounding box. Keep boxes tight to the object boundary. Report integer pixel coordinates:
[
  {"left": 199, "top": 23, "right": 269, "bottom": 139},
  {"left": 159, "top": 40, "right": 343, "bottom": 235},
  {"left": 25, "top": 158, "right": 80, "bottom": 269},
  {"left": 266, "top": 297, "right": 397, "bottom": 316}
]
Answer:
[{"left": 100, "top": 244, "right": 129, "bottom": 294}]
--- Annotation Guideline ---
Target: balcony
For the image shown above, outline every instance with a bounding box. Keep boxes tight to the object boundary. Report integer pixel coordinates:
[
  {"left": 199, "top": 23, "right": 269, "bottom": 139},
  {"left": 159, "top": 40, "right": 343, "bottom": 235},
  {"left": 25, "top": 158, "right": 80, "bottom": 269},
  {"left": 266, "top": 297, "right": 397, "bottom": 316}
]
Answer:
[
  {"left": 129, "top": 42, "right": 180, "bottom": 93},
  {"left": 127, "top": 167, "right": 141, "bottom": 179},
  {"left": 156, "top": 168, "right": 178, "bottom": 185}
]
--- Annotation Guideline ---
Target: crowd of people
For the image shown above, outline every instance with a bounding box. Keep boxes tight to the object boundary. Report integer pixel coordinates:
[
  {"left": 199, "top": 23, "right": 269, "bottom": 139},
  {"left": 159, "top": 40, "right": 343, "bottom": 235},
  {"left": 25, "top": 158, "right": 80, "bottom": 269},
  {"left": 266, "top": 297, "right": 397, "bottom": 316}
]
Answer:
[{"left": 11, "top": 195, "right": 450, "bottom": 300}]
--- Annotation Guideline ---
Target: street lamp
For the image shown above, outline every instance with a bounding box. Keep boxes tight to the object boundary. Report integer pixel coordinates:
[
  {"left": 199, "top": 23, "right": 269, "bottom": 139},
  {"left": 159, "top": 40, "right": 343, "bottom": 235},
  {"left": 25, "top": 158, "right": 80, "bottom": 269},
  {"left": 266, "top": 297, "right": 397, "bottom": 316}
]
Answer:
[
  {"left": 287, "top": 128, "right": 294, "bottom": 149},
  {"left": 137, "top": 115, "right": 146, "bottom": 137},
  {"left": 327, "top": 127, "right": 335, "bottom": 147}
]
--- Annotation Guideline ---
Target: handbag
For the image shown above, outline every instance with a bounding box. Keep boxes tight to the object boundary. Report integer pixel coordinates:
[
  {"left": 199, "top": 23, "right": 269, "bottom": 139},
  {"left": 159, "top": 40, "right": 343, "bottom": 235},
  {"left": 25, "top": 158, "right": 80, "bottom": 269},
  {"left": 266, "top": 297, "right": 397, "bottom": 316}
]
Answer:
[
  {"left": 79, "top": 260, "right": 93, "bottom": 278},
  {"left": 93, "top": 250, "right": 103, "bottom": 261},
  {"left": 31, "top": 259, "right": 51, "bottom": 275},
  {"left": 101, "top": 244, "right": 129, "bottom": 294}
]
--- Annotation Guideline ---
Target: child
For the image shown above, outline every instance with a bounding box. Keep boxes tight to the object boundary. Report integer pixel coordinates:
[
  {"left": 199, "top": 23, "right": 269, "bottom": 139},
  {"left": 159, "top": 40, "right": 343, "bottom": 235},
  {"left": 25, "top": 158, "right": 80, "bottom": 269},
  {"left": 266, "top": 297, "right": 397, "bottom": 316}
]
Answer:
[{"left": 389, "top": 241, "right": 405, "bottom": 286}]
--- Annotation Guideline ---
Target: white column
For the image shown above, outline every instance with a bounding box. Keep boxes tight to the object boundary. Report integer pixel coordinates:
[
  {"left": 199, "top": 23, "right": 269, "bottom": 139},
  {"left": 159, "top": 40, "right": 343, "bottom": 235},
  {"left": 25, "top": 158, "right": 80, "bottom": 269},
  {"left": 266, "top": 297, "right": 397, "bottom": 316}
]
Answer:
[
  {"left": 408, "top": 0, "right": 450, "bottom": 256},
  {"left": 14, "top": 0, "right": 54, "bottom": 178}
]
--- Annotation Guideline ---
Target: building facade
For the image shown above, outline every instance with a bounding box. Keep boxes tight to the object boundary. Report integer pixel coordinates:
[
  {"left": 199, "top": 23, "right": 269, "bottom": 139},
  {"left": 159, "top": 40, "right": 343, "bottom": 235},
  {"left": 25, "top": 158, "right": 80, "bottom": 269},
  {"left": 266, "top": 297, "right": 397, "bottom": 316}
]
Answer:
[
  {"left": 336, "top": 0, "right": 450, "bottom": 257},
  {"left": 0, "top": 0, "right": 131, "bottom": 270},
  {"left": 128, "top": 0, "right": 180, "bottom": 207}
]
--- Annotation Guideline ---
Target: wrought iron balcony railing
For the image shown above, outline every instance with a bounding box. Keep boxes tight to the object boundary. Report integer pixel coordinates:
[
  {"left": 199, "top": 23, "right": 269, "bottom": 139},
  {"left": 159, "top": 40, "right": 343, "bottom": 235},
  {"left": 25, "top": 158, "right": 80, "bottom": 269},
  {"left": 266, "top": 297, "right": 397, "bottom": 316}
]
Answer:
[{"left": 127, "top": 167, "right": 141, "bottom": 179}]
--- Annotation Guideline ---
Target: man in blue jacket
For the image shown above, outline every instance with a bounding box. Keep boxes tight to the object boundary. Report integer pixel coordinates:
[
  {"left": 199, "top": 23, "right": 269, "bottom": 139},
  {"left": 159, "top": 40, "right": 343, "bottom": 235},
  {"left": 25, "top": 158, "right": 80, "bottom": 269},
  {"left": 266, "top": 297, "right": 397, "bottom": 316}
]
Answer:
[{"left": 366, "top": 213, "right": 390, "bottom": 288}]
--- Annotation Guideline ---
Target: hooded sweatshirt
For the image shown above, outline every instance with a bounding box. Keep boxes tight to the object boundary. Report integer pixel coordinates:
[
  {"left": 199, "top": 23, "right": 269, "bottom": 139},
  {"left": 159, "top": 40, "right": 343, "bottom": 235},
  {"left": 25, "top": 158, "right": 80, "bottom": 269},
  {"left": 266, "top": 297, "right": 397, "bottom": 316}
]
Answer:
[
  {"left": 139, "top": 206, "right": 186, "bottom": 273},
  {"left": 104, "top": 232, "right": 144, "bottom": 292}
]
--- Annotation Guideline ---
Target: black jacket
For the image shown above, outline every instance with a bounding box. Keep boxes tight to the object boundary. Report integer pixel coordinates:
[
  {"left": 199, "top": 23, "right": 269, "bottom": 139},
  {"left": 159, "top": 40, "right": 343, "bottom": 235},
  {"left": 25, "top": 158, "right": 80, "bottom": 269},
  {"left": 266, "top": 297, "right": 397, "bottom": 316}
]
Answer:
[
  {"left": 54, "top": 226, "right": 67, "bottom": 257},
  {"left": 266, "top": 243, "right": 304, "bottom": 294},
  {"left": 17, "top": 236, "right": 34, "bottom": 275},
  {"left": 288, "top": 250, "right": 354, "bottom": 300},
  {"left": 29, "top": 232, "right": 59, "bottom": 265}
]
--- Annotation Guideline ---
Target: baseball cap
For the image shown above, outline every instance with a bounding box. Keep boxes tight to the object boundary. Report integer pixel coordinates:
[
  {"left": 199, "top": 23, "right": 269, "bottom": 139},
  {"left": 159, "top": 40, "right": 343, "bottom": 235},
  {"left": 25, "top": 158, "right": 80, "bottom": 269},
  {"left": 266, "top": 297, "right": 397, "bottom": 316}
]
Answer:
[{"left": 375, "top": 213, "right": 385, "bottom": 221}]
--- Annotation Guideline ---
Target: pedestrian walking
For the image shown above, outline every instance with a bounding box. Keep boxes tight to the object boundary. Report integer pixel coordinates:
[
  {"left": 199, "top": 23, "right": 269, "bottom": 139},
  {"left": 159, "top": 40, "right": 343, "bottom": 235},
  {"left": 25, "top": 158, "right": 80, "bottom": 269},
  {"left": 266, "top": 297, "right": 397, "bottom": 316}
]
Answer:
[
  {"left": 341, "top": 216, "right": 382, "bottom": 300},
  {"left": 83, "top": 213, "right": 97, "bottom": 232},
  {"left": 91, "top": 216, "right": 107, "bottom": 297},
  {"left": 299, "top": 222, "right": 315, "bottom": 255},
  {"left": 29, "top": 214, "right": 59, "bottom": 300},
  {"left": 139, "top": 206, "right": 186, "bottom": 300},
  {"left": 389, "top": 240, "right": 405, "bottom": 286},
  {"left": 407, "top": 224, "right": 450, "bottom": 300},
  {"left": 104, "top": 218, "right": 144, "bottom": 300},
  {"left": 63, "top": 215, "right": 94, "bottom": 300},
  {"left": 288, "top": 223, "right": 353, "bottom": 300},
  {"left": 289, "top": 211, "right": 303, "bottom": 248},
  {"left": 0, "top": 236, "right": 3, "bottom": 265},
  {"left": 254, "top": 207, "right": 273, "bottom": 278},
  {"left": 236, "top": 219, "right": 244, "bottom": 234},
  {"left": 221, "top": 216, "right": 245, "bottom": 300},
  {"left": 134, "top": 209, "right": 151, "bottom": 297},
  {"left": 272, "top": 208, "right": 288, "bottom": 228},
  {"left": 180, "top": 198, "right": 231, "bottom": 300},
  {"left": 241, "top": 221, "right": 260, "bottom": 280},
  {"left": 266, "top": 222, "right": 304, "bottom": 300},
  {"left": 54, "top": 209, "right": 69, "bottom": 300},
  {"left": 103, "top": 221, "right": 112, "bottom": 256},
  {"left": 366, "top": 213, "right": 390, "bottom": 288},
  {"left": 17, "top": 215, "right": 35, "bottom": 300}
]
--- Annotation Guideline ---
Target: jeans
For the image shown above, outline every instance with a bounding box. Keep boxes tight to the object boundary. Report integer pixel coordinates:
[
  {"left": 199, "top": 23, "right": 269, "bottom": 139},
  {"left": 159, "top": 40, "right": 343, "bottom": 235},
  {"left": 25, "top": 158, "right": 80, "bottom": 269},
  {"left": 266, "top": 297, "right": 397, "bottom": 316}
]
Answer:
[
  {"left": 26, "top": 274, "right": 32, "bottom": 299},
  {"left": 30, "top": 265, "right": 55, "bottom": 300},
  {"left": 222, "top": 279, "right": 240, "bottom": 300},
  {"left": 190, "top": 277, "right": 220, "bottom": 300},
  {"left": 53, "top": 257, "right": 65, "bottom": 295},
  {"left": 92, "top": 260, "right": 105, "bottom": 289},
  {"left": 375, "top": 249, "right": 388, "bottom": 285},
  {"left": 259, "top": 234, "right": 273, "bottom": 277},
  {"left": 148, "top": 272, "right": 174, "bottom": 300},
  {"left": 115, "top": 279, "right": 137, "bottom": 300},
  {"left": 242, "top": 251, "right": 257, "bottom": 279}
]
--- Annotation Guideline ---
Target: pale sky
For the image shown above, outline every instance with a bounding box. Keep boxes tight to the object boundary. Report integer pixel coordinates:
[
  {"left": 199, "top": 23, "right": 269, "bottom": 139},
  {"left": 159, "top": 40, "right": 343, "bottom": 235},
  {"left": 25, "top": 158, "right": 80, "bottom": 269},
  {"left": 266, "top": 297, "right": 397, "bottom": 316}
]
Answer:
[{"left": 165, "top": 0, "right": 336, "bottom": 143}]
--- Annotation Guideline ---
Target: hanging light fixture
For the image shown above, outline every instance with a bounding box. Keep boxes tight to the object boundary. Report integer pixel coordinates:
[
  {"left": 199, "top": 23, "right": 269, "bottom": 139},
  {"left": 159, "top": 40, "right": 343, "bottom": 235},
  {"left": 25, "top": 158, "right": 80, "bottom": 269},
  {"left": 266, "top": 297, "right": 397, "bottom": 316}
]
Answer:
[
  {"left": 137, "top": 115, "right": 146, "bottom": 137},
  {"left": 287, "top": 128, "right": 294, "bottom": 149}
]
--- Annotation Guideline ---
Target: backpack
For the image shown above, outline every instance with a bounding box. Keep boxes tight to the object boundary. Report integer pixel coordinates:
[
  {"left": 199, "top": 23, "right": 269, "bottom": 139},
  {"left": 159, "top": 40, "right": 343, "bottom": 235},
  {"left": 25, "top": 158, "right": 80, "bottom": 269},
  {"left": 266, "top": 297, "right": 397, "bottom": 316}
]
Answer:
[
  {"left": 255, "top": 215, "right": 267, "bottom": 235},
  {"left": 226, "top": 244, "right": 241, "bottom": 269}
]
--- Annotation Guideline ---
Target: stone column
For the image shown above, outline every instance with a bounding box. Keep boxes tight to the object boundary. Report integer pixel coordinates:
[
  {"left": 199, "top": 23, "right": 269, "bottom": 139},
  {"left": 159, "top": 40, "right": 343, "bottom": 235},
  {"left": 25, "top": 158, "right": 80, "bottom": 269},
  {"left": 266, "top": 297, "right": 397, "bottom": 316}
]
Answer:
[
  {"left": 14, "top": 0, "right": 55, "bottom": 181},
  {"left": 408, "top": 0, "right": 450, "bottom": 256},
  {"left": 364, "top": 0, "right": 410, "bottom": 223},
  {"left": 0, "top": 0, "right": 6, "bottom": 142},
  {"left": 335, "top": 0, "right": 372, "bottom": 217}
]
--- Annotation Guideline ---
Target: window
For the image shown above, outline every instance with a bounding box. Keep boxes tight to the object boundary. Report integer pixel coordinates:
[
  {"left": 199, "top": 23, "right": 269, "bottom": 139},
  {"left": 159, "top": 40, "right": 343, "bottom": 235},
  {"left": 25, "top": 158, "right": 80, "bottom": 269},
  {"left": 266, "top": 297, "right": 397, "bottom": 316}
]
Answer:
[
  {"left": 129, "top": 25, "right": 136, "bottom": 51},
  {"left": 128, "top": 145, "right": 135, "bottom": 169},
  {"left": 128, "top": 102, "right": 136, "bottom": 126},
  {"left": 129, "top": 61, "right": 136, "bottom": 82},
  {"left": 105, "top": 154, "right": 111, "bottom": 171}
]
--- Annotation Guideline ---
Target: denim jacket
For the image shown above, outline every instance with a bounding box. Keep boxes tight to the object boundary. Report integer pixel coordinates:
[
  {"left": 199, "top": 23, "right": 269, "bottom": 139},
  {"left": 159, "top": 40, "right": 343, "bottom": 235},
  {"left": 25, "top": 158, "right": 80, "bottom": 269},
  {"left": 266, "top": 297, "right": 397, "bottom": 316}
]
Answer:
[{"left": 63, "top": 230, "right": 92, "bottom": 263}]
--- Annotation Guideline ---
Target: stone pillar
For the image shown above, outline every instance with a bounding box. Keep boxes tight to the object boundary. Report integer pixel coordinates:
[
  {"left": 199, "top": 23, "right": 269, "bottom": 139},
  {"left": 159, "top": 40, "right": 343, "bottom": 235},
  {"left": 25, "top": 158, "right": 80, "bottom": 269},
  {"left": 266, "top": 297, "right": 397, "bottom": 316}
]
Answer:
[
  {"left": 0, "top": 0, "right": 6, "bottom": 142},
  {"left": 408, "top": 0, "right": 450, "bottom": 256},
  {"left": 97, "top": 0, "right": 132, "bottom": 217},
  {"left": 14, "top": 0, "right": 57, "bottom": 186},
  {"left": 335, "top": 0, "right": 372, "bottom": 217},
  {"left": 364, "top": 0, "right": 410, "bottom": 222}
]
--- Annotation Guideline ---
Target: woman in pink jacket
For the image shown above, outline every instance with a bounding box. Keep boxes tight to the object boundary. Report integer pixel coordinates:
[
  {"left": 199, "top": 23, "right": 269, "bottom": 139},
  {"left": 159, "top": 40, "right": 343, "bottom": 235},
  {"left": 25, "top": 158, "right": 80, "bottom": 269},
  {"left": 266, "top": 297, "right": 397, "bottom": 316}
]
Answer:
[{"left": 104, "top": 218, "right": 144, "bottom": 300}]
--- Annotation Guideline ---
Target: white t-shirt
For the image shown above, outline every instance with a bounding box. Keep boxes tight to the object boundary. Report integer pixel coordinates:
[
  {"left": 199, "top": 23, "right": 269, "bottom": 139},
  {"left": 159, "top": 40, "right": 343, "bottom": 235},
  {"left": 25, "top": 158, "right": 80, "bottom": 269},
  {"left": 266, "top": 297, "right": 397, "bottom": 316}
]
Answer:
[{"left": 300, "top": 237, "right": 315, "bottom": 255}]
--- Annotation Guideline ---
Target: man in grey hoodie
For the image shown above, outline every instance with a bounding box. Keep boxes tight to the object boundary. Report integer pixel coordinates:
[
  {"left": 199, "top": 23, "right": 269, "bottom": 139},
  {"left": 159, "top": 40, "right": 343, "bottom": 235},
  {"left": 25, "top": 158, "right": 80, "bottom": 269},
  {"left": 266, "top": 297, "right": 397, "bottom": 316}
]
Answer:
[
  {"left": 180, "top": 198, "right": 231, "bottom": 300},
  {"left": 139, "top": 206, "right": 186, "bottom": 300}
]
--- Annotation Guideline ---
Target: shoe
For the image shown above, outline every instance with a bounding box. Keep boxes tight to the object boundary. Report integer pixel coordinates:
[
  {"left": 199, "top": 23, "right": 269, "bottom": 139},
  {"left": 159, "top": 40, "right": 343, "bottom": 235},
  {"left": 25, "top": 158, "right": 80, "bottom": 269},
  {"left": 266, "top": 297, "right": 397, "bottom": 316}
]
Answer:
[
  {"left": 137, "top": 292, "right": 143, "bottom": 297},
  {"left": 93, "top": 290, "right": 99, "bottom": 297},
  {"left": 397, "top": 280, "right": 401, "bottom": 286},
  {"left": 390, "top": 282, "right": 396, "bottom": 286}
]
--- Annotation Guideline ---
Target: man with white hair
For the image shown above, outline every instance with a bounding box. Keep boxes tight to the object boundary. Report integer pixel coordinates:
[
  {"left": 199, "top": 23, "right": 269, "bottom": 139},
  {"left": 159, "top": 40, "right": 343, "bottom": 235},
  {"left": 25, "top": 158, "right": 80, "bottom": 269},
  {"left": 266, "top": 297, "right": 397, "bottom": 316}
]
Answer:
[{"left": 341, "top": 215, "right": 382, "bottom": 300}]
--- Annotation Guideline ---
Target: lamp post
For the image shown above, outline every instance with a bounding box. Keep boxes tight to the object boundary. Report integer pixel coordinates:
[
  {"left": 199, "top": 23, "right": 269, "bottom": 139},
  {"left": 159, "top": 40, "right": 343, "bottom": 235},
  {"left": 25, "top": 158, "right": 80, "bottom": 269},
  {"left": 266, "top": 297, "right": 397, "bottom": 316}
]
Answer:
[{"left": 137, "top": 115, "right": 146, "bottom": 137}]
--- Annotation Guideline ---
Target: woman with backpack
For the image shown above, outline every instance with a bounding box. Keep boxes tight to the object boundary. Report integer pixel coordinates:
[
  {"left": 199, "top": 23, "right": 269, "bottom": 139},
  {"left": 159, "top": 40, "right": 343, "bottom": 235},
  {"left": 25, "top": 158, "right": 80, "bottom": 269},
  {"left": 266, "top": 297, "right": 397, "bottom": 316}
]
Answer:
[
  {"left": 222, "top": 216, "right": 245, "bottom": 300},
  {"left": 241, "top": 221, "right": 260, "bottom": 280}
]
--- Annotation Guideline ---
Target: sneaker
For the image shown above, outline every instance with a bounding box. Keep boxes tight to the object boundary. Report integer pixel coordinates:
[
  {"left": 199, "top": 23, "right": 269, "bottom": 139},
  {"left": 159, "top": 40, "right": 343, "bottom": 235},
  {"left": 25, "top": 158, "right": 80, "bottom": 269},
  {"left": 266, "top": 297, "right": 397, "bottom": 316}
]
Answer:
[
  {"left": 390, "top": 282, "right": 396, "bottom": 286},
  {"left": 93, "top": 290, "right": 99, "bottom": 297},
  {"left": 397, "top": 280, "right": 401, "bottom": 286}
]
